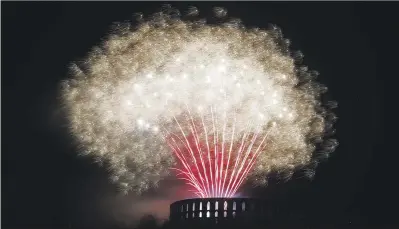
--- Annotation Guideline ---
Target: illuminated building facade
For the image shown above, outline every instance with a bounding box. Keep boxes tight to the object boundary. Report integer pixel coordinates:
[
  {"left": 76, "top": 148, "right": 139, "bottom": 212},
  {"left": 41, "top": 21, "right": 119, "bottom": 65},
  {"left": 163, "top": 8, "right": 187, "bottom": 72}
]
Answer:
[{"left": 168, "top": 198, "right": 294, "bottom": 228}]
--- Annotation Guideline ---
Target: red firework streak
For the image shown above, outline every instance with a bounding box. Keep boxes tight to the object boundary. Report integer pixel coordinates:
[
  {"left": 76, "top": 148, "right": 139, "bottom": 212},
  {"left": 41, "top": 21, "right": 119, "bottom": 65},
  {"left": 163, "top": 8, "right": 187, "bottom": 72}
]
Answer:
[{"left": 165, "top": 111, "right": 271, "bottom": 198}]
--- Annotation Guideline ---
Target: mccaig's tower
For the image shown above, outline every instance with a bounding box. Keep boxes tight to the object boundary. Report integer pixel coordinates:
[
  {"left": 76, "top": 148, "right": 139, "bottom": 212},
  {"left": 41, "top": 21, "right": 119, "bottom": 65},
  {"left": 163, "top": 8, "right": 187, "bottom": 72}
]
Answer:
[{"left": 168, "top": 198, "right": 296, "bottom": 229}]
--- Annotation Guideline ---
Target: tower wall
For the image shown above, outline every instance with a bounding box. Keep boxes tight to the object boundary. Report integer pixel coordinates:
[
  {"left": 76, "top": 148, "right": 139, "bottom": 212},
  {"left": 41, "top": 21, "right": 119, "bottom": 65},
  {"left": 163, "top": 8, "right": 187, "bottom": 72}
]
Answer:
[{"left": 170, "top": 198, "right": 272, "bottom": 223}]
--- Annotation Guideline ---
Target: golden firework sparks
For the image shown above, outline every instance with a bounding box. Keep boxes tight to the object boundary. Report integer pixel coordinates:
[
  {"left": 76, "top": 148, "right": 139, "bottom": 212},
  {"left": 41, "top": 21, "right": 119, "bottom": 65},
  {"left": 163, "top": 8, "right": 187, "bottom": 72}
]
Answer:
[{"left": 61, "top": 6, "right": 337, "bottom": 196}]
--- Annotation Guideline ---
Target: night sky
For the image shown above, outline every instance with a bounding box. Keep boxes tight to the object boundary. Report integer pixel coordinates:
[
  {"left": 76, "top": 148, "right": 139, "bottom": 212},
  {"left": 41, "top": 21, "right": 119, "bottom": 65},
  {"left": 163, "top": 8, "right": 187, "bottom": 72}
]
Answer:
[{"left": 2, "top": 1, "right": 394, "bottom": 228}]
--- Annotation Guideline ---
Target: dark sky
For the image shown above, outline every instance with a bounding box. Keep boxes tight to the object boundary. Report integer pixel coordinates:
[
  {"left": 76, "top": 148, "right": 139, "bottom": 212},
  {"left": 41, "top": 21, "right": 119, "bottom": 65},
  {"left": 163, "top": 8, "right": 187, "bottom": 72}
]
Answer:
[{"left": 2, "top": 1, "right": 394, "bottom": 228}]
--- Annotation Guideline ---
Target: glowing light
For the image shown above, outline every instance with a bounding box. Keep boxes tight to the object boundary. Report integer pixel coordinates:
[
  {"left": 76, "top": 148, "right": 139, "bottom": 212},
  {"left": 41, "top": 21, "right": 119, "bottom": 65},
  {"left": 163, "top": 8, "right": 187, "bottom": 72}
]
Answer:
[
  {"left": 62, "top": 6, "right": 337, "bottom": 196},
  {"left": 137, "top": 119, "right": 144, "bottom": 126}
]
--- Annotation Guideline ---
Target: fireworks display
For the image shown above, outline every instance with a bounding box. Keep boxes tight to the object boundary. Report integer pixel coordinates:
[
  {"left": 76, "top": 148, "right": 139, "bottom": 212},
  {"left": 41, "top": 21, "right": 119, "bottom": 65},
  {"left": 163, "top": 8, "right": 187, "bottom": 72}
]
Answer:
[{"left": 62, "top": 6, "right": 337, "bottom": 198}]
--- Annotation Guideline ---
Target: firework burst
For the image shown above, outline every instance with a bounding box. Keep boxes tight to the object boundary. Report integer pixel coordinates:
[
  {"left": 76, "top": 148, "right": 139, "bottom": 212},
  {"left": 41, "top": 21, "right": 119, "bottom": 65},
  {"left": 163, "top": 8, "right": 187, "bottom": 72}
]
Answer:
[{"left": 62, "top": 6, "right": 337, "bottom": 197}]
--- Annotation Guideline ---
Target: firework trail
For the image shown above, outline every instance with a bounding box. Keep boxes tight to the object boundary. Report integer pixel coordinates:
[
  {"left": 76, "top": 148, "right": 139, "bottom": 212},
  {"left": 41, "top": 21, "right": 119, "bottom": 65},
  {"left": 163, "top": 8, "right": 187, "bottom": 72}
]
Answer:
[{"left": 62, "top": 6, "right": 337, "bottom": 197}]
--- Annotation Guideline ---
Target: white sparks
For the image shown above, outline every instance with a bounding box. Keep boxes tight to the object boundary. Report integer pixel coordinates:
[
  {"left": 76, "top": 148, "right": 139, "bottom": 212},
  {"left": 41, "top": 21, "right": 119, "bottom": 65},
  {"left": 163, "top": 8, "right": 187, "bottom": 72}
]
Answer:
[{"left": 62, "top": 7, "right": 337, "bottom": 195}]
